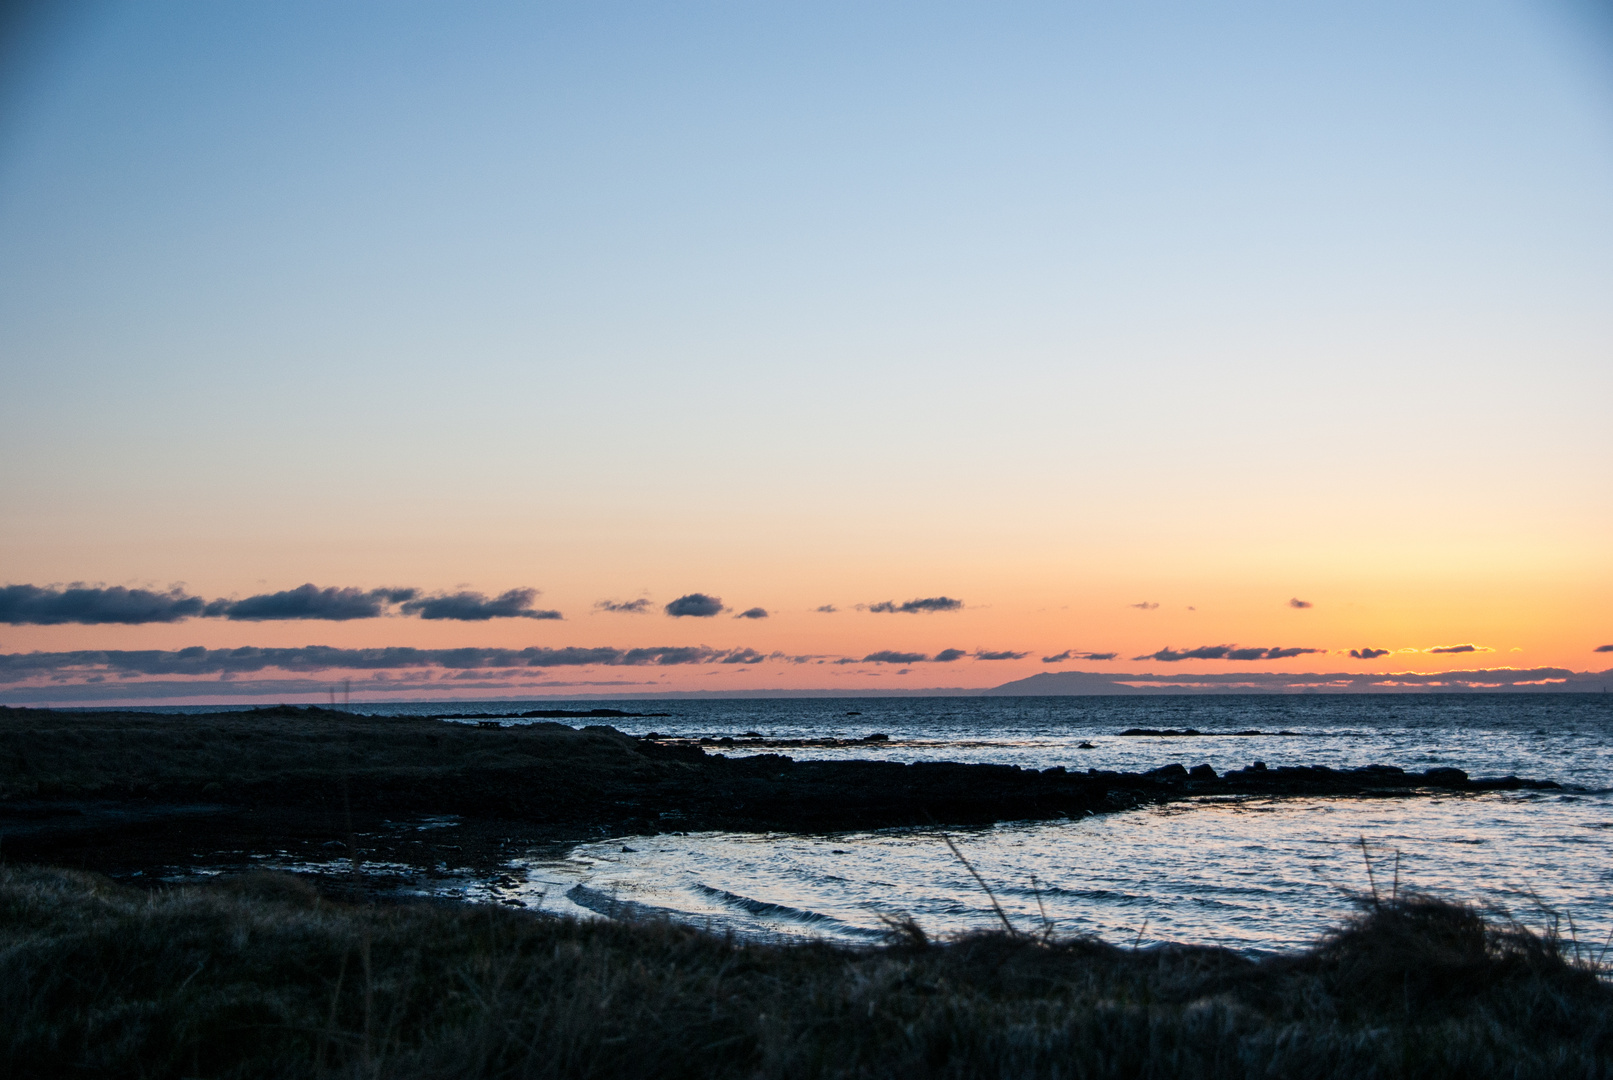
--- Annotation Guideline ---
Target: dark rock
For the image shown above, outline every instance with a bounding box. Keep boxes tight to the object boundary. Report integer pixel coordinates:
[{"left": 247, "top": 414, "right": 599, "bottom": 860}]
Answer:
[
  {"left": 1189, "top": 764, "right": 1217, "bottom": 780},
  {"left": 1145, "top": 764, "right": 1190, "bottom": 781}
]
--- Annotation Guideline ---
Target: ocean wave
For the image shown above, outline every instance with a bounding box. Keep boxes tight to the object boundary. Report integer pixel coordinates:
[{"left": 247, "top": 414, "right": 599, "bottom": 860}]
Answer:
[{"left": 690, "top": 883, "right": 885, "bottom": 938}]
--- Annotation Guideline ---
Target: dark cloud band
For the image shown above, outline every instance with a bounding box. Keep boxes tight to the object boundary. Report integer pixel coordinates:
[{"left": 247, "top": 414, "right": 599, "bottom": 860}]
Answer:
[
  {"left": 209, "top": 585, "right": 417, "bottom": 621},
  {"left": 863, "top": 597, "right": 962, "bottom": 614},
  {"left": 0, "top": 584, "right": 207, "bottom": 625},
  {"left": 595, "top": 599, "right": 652, "bottom": 614},
  {"left": 664, "top": 593, "right": 724, "bottom": 617},
  {"left": 1134, "top": 645, "right": 1322, "bottom": 662},
  {"left": 0, "top": 644, "right": 772, "bottom": 684},
  {"left": 397, "top": 589, "right": 560, "bottom": 621},
  {"left": 1, "top": 582, "right": 558, "bottom": 623}
]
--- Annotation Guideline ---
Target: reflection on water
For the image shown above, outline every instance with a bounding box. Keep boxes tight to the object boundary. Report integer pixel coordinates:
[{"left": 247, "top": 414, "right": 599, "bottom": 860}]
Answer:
[
  {"left": 399, "top": 693, "right": 1613, "bottom": 790},
  {"left": 503, "top": 791, "right": 1613, "bottom": 953},
  {"left": 198, "top": 695, "right": 1612, "bottom": 950}
]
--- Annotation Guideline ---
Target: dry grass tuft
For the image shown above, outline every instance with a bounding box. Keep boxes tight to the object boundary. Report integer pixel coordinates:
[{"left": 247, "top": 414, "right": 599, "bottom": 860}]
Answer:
[{"left": 1, "top": 865, "right": 1608, "bottom": 1079}]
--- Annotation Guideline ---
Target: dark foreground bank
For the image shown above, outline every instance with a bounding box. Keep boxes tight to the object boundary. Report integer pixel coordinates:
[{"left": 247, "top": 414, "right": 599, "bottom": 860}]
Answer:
[
  {"left": 3, "top": 865, "right": 1609, "bottom": 1079},
  {"left": 0, "top": 705, "right": 1560, "bottom": 888}
]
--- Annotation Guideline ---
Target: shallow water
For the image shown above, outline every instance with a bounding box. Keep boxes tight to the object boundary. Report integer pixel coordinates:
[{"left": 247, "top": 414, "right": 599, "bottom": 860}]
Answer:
[
  {"left": 376, "top": 693, "right": 1613, "bottom": 790},
  {"left": 230, "top": 694, "right": 1613, "bottom": 950},
  {"left": 509, "top": 789, "right": 1612, "bottom": 953}
]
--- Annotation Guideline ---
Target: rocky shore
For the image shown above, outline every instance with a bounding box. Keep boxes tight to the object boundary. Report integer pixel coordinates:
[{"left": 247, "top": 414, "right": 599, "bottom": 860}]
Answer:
[{"left": 0, "top": 705, "right": 1559, "bottom": 893}]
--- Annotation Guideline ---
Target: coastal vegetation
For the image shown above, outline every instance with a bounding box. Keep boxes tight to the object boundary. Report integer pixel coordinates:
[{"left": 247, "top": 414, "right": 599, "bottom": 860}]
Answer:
[{"left": 2, "top": 864, "right": 1608, "bottom": 1078}]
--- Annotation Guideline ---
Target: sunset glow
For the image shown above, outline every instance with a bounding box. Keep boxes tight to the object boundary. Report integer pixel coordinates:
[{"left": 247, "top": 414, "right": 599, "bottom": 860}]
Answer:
[{"left": 1, "top": 1, "right": 1608, "bottom": 704}]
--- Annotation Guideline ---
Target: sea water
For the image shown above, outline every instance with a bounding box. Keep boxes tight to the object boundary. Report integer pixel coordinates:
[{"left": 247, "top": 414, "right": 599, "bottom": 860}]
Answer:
[{"left": 353, "top": 695, "right": 1613, "bottom": 951}]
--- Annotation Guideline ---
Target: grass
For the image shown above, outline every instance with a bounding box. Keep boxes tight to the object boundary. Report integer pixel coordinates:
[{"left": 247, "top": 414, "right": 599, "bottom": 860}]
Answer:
[{"left": 2, "top": 864, "right": 1608, "bottom": 1079}]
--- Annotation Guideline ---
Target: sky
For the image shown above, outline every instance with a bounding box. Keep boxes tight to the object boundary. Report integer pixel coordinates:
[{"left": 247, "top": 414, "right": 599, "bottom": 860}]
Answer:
[{"left": 1, "top": 1, "right": 1610, "bottom": 704}]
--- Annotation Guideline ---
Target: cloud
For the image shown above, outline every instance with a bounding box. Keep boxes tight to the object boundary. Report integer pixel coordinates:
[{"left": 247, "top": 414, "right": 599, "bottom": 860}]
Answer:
[
  {"left": 665, "top": 593, "right": 724, "bottom": 617},
  {"left": 1289, "top": 598, "right": 1313, "bottom": 609},
  {"left": 1427, "top": 644, "right": 1492, "bottom": 655},
  {"left": 974, "top": 649, "right": 1029, "bottom": 660},
  {"left": 998, "top": 666, "right": 1613, "bottom": 695},
  {"left": 1134, "top": 645, "right": 1322, "bottom": 662},
  {"left": 0, "top": 643, "right": 778, "bottom": 684},
  {"left": 1130, "top": 602, "right": 1159, "bottom": 611},
  {"left": 735, "top": 607, "right": 769, "bottom": 620},
  {"left": 1350, "top": 648, "right": 1391, "bottom": 659},
  {"left": 396, "top": 588, "right": 560, "bottom": 621},
  {"left": 815, "top": 605, "right": 838, "bottom": 613},
  {"left": 860, "top": 650, "right": 930, "bottom": 664},
  {"left": 1598, "top": 644, "right": 1613, "bottom": 653},
  {"left": 212, "top": 584, "right": 418, "bottom": 621},
  {"left": 6, "top": 582, "right": 569, "bottom": 623},
  {"left": 0, "top": 584, "right": 208, "bottom": 625},
  {"left": 1041, "top": 650, "right": 1118, "bottom": 663},
  {"left": 595, "top": 599, "right": 652, "bottom": 614},
  {"left": 932, "top": 648, "right": 967, "bottom": 662},
  {"left": 864, "top": 597, "right": 962, "bottom": 614}
]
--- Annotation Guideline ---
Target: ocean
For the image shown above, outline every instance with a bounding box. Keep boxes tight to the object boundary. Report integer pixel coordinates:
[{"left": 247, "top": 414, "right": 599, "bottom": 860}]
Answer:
[{"left": 209, "top": 694, "right": 1613, "bottom": 953}]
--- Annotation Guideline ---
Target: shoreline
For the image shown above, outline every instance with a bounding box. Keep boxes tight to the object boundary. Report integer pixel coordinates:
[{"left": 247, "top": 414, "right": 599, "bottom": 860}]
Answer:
[{"left": 0, "top": 704, "right": 1562, "bottom": 896}]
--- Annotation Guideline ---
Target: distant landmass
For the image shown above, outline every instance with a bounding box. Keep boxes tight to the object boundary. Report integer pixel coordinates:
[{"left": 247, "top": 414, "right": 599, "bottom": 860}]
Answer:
[{"left": 984, "top": 667, "right": 1613, "bottom": 695}]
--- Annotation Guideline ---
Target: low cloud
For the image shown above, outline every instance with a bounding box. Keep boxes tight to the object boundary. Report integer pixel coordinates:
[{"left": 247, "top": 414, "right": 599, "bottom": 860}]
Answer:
[
  {"left": 213, "top": 584, "right": 419, "bottom": 621},
  {"left": 1041, "top": 650, "right": 1118, "bottom": 663},
  {"left": 1289, "top": 598, "right": 1313, "bottom": 609},
  {"left": 815, "top": 605, "right": 838, "bottom": 613},
  {"left": 1427, "top": 644, "right": 1492, "bottom": 655},
  {"left": 665, "top": 593, "right": 724, "bottom": 617},
  {"left": 1012, "top": 666, "right": 1612, "bottom": 695},
  {"left": 1597, "top": 644, "right": 1613, "bottom": 653},
  {"left": 0, "top": 643, "right": 774, "bottom": 685},
  {"left": 1350, "top": 648, "right": 1391, "bottom": 660},
  {"left": 735, "top": 607, "right": 769, "bottom": 620},
  {"left": 860, "top": 650, "right": 930, "bottom": 664},
  {"left": 1134, "top": 645, "right": 1322, "bottom": 662},
  {"left": 974, "top": 649, "right": 1029, "bottom": 661},
  {"left": 864, "top": 596, "right": 963, "bottom": 614},
  {"left": 595, "top": 599, "right": 652, "bottom": 614},
  {"left": 3, "top": 581, "right": 564, "bottom": 623},
  {"left": 398, "top": 588, "right": 561, "bottom": 621},
  {"left": 0, "top": 584, "right": 208, "bottom": 625},
  {"left": 1131, "top": 602, "right": 1159, "bottom": 611},
  {"left": 932, "top": 648, "right": 967, "bottom": 662}
]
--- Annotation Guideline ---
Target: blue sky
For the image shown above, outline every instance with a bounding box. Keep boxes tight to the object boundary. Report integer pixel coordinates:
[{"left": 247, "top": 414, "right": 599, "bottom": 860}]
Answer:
[{"left": 1, "top": 2, "right": 1610, "bottom": 700}]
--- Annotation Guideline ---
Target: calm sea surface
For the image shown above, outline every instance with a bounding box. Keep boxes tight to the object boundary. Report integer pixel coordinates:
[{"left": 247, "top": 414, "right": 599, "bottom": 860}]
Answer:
[{"left": 192, "top": 694, "right": 1613, "bottom": 952}]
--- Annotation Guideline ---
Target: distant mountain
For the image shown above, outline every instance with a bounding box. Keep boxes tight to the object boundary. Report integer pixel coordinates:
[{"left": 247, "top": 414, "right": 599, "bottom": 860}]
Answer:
[{"left": 982, "top": 671, "right": 1153, "bottom": 695}]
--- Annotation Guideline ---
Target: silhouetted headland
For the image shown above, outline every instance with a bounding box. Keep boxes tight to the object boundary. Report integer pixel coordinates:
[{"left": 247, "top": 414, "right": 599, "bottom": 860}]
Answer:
[{"left": 0, "top": 705, "right": 1559, "bottom": 890}]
